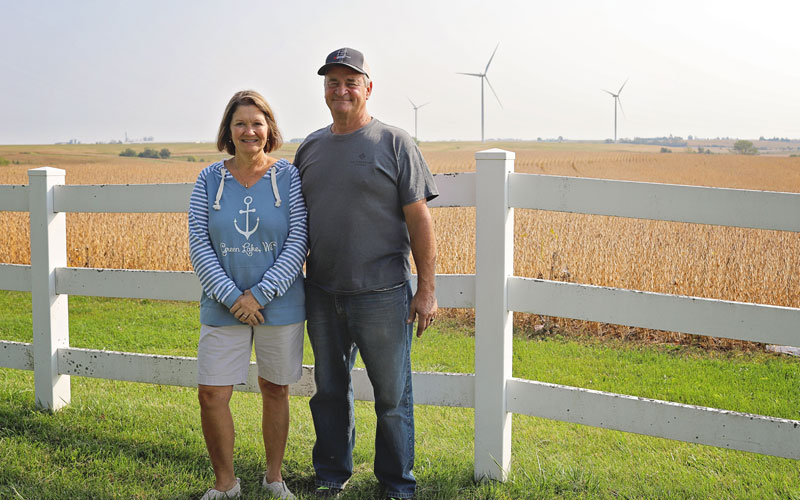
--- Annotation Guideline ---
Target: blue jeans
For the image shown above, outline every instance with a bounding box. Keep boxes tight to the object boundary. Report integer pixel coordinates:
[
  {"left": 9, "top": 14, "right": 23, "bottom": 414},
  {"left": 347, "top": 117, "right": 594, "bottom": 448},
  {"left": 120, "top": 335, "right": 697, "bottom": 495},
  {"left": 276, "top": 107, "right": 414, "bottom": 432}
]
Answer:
[{"left": 307, "top": 282, "right": 415, "bottom": 498}]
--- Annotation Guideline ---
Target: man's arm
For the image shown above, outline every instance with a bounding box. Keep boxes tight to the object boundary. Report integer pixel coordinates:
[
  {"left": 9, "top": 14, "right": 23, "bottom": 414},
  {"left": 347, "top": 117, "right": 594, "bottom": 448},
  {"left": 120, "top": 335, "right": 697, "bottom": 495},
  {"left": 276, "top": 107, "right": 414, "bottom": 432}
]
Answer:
[{"left": 403, "top": 199, "right": 438, "bottom": 337}]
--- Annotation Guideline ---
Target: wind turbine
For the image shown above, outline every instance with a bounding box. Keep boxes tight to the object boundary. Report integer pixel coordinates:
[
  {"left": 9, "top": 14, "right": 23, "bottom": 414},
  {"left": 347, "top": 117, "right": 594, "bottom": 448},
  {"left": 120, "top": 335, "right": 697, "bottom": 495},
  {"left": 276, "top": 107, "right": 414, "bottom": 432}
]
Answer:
[
  {"left": 407, "top": 97, "right": 430, "bottom": 141},
  {"left": 602, "top": 78, "right": 628, "bottom": 143},
  {"left": 457, "top": 43, "right": 503, "bottom": 142}
]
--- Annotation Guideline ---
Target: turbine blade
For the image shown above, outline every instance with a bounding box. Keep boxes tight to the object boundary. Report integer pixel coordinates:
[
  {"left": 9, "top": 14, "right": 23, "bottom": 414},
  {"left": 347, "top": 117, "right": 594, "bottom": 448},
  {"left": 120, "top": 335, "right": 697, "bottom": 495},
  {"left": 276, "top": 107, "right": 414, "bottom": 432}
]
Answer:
[
  {"left": 457, "top": 72, "right": 483, "bottom": 77},
  {"left": 485, "top": 76, "right": 503, "bottom": 108},
  {"left": 484, "top": 42, "right": 500, "bottom": 73},
  {"left": 602, "top": 89, "right": 615, "bottom": 96},
  {"left": 617, "top": 96, "right": 626, "bottom": 118},
  {"left": 618, "top": 77, "right": 629, "bottom": 95},
  {"left": 419, "top": 101, "right": 431, "bottom": 108},
  {"left": 407, "top": 96, "right": 416, "bottom": 108}
]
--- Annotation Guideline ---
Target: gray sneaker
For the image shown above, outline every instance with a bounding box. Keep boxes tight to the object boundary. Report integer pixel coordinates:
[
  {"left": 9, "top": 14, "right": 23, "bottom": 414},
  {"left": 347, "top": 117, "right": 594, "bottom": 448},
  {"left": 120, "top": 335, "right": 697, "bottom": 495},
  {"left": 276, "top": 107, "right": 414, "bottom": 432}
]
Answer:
[
  {"left": 200, "top": 478, "right": 241, "bottom": 499},
  {"left": 262, "top": 476, "right": 296, "bottom": 500}
]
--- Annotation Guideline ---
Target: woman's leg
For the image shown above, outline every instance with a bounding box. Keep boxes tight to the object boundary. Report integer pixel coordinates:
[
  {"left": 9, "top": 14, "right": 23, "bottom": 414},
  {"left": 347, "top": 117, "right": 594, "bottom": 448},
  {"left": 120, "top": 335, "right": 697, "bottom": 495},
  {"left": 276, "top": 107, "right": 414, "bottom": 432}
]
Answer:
[
  {"left": 259, "top": 377, "right": 290, "bottom": 483},
  {"left": 198, "top": 384, "right": 238, "bottom": 492}
]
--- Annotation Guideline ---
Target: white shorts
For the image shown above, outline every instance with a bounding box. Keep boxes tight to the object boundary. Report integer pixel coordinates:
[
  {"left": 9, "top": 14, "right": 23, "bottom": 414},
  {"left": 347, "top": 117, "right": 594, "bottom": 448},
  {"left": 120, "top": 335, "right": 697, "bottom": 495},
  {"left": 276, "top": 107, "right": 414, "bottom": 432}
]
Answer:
[{"left": 197, "top": 322, "right": 304, "bottom": 386}]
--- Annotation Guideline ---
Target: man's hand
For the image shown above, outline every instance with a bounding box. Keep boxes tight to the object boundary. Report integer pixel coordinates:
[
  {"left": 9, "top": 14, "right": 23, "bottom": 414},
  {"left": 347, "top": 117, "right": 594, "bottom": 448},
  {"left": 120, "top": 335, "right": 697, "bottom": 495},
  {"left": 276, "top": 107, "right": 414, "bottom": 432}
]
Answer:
[
  {"left": 407, "top": 287, "right": 438, "bottom": 338},
  {"left": 229, "top": 289, "right": 264, "bottom": 326}
]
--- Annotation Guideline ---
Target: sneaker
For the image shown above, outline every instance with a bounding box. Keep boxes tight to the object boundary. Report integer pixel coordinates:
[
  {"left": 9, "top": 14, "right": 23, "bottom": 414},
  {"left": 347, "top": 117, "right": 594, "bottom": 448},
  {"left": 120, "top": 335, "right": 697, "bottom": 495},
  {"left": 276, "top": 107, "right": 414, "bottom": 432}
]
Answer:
[
  {"left": 313, "top": 485, "right": 343, "bottom": 497},
  {"left": 262, "top": 476, "right": 296, "bottom": 500},
  {"left": 200, "top": 478, "right": 241, "bottom": 499}
]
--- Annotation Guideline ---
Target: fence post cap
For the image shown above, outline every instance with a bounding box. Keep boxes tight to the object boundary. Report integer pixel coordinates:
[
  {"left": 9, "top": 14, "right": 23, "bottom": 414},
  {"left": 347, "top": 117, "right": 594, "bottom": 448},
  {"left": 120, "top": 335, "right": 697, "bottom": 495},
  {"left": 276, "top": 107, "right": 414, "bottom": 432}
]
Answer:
[
  {"left": 475, "top": 149, "right": 515, "bottom": 160},
  {"left": 28, "top": 167, "right": 65, "bottom": 177}
]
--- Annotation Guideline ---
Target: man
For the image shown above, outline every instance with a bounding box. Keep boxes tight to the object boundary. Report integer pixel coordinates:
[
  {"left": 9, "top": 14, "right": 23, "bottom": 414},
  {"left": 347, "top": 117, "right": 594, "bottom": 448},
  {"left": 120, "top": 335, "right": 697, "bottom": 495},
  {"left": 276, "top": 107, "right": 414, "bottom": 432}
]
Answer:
[{"left": 294, "top": 47, "right": 439, "bottom": 499}]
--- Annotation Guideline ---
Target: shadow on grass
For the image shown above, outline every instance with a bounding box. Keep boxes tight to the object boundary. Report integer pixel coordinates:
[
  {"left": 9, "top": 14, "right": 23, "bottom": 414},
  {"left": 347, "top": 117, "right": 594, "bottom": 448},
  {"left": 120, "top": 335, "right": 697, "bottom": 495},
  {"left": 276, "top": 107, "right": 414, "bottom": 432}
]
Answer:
[
  {"left": 1, "top": 396, "right": 206, "bottom": 499},
  {"left": 0, "top": 396, "right": 425, "bottom": 500}
]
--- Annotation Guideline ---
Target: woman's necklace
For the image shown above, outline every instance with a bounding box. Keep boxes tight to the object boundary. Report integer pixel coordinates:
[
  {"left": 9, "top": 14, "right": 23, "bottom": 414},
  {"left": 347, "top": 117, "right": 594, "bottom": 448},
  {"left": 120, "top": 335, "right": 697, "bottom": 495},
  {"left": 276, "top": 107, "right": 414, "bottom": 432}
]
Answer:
[{"left": 233, "top": 155, "right": 269, "bottom": 188}]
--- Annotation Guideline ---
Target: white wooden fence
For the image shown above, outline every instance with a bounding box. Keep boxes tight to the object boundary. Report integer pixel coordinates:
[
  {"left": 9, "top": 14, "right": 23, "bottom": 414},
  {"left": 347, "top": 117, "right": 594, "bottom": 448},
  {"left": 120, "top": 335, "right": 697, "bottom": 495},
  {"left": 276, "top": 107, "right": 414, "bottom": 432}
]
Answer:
[{"left": 1, "top": 149, "right": 799, "bottom": 482}]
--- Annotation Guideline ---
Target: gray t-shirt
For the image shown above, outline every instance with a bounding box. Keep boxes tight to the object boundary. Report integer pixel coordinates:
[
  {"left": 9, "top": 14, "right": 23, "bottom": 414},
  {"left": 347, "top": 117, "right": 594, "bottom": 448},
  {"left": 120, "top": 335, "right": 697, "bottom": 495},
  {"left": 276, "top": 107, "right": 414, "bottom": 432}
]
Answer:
[{"left": 295, "top": 118, "right": 438, "bottom": 293}]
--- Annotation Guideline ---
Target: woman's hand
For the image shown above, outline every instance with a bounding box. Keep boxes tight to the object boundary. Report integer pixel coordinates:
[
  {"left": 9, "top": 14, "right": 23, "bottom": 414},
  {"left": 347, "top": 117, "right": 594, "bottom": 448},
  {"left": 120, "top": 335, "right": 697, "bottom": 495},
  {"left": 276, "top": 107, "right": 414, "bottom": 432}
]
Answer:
[{"left": 229, "top": 290, "right": 264, "bottom": 326}]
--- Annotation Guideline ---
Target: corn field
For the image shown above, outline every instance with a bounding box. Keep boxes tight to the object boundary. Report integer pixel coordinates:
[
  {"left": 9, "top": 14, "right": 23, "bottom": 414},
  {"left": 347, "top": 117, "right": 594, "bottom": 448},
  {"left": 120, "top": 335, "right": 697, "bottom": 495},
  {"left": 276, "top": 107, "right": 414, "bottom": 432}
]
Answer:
[{"left": 2, "top": 143, "right": 799, "bottom": 345}]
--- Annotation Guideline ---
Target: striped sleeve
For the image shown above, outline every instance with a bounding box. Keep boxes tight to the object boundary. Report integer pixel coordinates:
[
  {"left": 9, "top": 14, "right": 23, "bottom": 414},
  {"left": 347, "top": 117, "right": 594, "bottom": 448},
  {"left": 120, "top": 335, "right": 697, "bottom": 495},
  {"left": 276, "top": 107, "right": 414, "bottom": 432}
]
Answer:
[
  {"left": 188, "top": 166, "right": 242, "bottom": 308},
  {"left": 250, "top": 165, "right": 308, "bottom": 306}
]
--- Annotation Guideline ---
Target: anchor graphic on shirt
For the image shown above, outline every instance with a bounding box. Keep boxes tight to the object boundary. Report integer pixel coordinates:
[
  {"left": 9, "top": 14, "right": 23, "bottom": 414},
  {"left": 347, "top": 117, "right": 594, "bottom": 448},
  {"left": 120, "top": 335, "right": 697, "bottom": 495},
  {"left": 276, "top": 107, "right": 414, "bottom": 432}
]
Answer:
[{"left": 234, "top": 196, "right": 260, "bottom": 240}]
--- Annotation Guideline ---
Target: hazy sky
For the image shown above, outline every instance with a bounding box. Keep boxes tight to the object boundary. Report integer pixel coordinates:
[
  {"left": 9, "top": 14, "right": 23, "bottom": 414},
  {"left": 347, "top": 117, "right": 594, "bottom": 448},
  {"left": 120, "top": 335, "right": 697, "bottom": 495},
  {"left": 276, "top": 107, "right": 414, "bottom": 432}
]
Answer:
[{"left": 2, "top": 0, "right": 798, "bottom": 145}]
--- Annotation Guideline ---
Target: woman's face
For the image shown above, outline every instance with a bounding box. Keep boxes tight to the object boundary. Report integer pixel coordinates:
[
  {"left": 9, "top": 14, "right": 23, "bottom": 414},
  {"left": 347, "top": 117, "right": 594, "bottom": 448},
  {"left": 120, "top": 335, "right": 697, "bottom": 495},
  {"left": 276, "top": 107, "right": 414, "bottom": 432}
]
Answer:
[{"left": 230, "top": 104, "right": 269, "bottom": 155}]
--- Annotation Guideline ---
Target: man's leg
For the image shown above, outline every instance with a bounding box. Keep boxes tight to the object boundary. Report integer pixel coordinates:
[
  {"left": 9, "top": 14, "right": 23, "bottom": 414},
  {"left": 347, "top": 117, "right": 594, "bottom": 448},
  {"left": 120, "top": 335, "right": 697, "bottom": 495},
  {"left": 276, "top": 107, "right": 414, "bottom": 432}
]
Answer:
[
  {"left": 349, "top": 283, "right": 416, "bottom": 499},
  {"left": 307, "top": 284, "right": 358, "bottom": 490}
]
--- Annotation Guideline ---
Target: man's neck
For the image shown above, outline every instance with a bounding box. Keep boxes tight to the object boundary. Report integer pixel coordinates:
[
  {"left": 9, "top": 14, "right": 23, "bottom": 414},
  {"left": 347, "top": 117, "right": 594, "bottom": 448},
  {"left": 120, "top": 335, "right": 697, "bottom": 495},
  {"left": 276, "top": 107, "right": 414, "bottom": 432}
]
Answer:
[{"left": 331, "top": 113, "right": 372, "bottom": 135}]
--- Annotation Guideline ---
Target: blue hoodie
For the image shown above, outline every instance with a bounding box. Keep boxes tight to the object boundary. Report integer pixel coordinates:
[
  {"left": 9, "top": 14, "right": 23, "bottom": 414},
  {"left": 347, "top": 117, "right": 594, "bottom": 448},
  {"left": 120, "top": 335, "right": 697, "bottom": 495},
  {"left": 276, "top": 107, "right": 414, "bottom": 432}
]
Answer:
[{"left": 188, "top": 159, "right": 307, "bottom": 326}]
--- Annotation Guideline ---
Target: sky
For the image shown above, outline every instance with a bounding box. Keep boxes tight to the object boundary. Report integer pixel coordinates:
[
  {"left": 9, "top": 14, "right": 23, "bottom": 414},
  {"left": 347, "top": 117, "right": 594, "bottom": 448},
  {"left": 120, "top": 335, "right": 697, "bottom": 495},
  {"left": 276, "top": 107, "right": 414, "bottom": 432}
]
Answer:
[{"left": 1, "top": 0, "right": 799, "bottom": 145}]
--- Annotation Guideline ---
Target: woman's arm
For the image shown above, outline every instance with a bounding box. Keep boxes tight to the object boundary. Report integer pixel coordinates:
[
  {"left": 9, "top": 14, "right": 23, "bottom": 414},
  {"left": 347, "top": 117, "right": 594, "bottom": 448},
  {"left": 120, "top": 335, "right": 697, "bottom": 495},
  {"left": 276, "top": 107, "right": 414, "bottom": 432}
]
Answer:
[
  {"left": 249, "top": 166, "right": 308, "bottom": 306},
  {"left": 188, "top": 166, "right": 243, "bottom": 308}
]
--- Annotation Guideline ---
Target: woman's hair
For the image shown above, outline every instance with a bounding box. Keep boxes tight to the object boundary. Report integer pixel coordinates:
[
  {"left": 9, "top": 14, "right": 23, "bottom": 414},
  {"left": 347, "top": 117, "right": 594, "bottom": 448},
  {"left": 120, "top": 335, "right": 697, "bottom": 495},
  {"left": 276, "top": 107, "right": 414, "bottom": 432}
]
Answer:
[{"left": 216, "top": 90, "right": 283, "bottom": 155}]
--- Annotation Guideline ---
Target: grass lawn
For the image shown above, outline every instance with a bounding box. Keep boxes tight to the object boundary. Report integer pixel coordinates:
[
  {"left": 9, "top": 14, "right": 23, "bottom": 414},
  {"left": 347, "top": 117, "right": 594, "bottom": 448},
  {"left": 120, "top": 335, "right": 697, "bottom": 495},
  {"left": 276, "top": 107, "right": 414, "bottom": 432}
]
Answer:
[{"left": 1, "top": 290, "right": 799, "bottom": 499}]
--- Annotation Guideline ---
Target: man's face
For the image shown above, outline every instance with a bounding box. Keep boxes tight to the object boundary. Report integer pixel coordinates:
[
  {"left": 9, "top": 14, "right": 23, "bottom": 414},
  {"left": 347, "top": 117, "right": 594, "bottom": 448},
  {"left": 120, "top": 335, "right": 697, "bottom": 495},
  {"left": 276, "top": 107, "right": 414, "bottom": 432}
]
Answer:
[{"left": 324, "top": 66, "right": 372, "bottom": 119}]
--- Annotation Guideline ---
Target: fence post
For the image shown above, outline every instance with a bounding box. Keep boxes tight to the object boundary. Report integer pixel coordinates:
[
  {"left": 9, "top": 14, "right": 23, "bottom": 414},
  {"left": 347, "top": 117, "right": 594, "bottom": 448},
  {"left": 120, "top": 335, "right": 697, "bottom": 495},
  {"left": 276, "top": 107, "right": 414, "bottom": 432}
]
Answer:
[
  {"left": 29, "top": 167, "right": 70, "bottom": 411},
  {"left": 474, "top": 149, "right": 515, "bottom": 481}
]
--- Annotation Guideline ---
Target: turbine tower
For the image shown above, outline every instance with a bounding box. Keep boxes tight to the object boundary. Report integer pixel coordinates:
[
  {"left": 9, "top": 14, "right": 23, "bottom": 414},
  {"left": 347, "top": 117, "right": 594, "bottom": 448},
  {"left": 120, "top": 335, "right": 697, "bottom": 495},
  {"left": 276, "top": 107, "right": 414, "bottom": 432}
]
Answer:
[
  {"left": 457, "top": 43, "right": 503, "bottom": 142},
  {"left": 407, "top": 97, "right": 430, "bottom": 142},
  {"left": 602, "top": 78, "right": 628, "bottom": 143}
]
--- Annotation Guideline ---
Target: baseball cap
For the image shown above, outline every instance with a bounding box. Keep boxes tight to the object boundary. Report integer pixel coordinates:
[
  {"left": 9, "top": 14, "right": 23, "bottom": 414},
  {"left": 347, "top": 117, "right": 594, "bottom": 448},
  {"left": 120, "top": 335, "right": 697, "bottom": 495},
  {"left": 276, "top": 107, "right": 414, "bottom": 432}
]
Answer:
[{"left": 317, "top": 48, "right": 370, "bottom": 78}]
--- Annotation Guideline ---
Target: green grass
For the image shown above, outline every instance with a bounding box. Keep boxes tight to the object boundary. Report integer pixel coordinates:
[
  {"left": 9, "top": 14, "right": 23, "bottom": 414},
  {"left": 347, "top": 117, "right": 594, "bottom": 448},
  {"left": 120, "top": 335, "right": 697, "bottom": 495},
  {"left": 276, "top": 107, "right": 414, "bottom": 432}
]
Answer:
[{"left": 1, "top": 290, "right": 799, "bottom": 499}]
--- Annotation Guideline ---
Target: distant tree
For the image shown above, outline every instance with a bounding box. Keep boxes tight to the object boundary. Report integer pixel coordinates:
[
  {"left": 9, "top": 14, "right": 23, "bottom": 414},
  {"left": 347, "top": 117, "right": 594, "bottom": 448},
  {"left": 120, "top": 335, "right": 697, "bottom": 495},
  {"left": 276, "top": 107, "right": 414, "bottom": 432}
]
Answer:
[
  {"left": 159, "top": 148, "right": 171, "bottom": 159},
  {"left": 660, "top": 147, "right": 672, "bottom": 153},
  {"left": 119, "top": 148, "right": 137, "bottom": 157},
  {"left": 138, "top": 148, "right": 160, "bottom": 159},
  {"left": 733, "top": 140, "right": 758, "bottom": 155}
]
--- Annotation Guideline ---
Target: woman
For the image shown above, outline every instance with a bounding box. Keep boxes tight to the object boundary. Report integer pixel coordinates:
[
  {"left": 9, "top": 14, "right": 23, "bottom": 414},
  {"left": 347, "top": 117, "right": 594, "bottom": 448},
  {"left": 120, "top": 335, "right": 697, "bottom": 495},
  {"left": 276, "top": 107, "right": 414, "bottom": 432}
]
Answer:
[{"left": 188, "top": 90, "right": 307, "bottom": 500}]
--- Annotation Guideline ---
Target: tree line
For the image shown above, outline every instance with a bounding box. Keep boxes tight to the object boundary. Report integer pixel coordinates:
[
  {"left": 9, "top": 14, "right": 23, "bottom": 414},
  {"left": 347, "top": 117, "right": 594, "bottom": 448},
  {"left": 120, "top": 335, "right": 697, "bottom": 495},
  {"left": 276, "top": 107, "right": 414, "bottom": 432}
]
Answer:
[{"left": 119, "top": 148, "right": 171, "bottom": 159}]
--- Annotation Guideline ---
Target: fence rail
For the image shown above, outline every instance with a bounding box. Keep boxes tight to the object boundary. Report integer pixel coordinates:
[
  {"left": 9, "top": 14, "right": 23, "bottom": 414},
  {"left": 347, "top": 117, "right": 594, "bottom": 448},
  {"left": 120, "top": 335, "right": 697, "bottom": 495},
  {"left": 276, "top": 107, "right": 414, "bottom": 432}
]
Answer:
[
  {"left": 0, "top": 263, "right": 30, "bottom": 292},
  {"left": 2, "top": 152, "right": 799, "bottom": 481},
  {"left": 0, "top": 184, "right": 28, "bottom": 211},
  {"left": 509, "top": 277, "right": 800, "bottom": 346},
  {"left": 510, "top": 173, "right": 800, "bottom": 231},
  {"left": 505, "top": 378, "right": 800, "bottom": 459}
]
